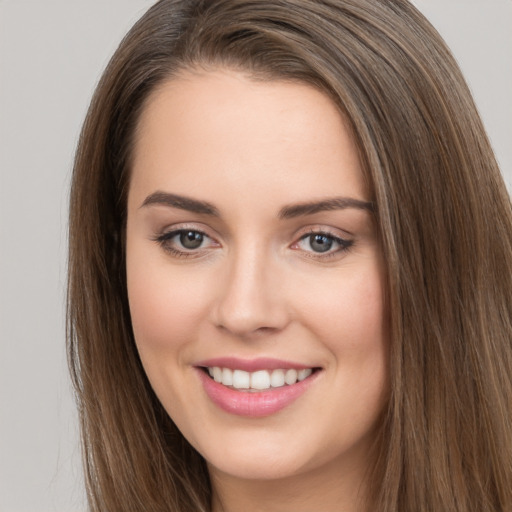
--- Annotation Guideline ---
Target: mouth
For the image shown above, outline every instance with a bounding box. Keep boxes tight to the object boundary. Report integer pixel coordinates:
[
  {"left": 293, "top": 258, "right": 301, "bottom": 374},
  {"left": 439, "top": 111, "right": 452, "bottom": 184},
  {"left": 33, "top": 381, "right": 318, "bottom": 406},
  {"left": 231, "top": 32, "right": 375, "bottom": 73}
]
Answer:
[
  {"left": 195, "top": 360, "right": 322, "bottom": 417},
  {"left": 201, "top": 366, "right": 318, "bottom": 392}
]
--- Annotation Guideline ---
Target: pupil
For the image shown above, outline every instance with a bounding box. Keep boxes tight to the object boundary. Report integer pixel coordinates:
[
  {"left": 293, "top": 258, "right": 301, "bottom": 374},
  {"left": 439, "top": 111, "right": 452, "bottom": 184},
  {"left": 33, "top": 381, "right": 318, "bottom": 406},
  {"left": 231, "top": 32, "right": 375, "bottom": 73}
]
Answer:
[
  {"left": 310, "top": 234, "right": 333, "bottom": 253},
  {"left": 180, "top": 231, "right": 203, "bottom": 249}
]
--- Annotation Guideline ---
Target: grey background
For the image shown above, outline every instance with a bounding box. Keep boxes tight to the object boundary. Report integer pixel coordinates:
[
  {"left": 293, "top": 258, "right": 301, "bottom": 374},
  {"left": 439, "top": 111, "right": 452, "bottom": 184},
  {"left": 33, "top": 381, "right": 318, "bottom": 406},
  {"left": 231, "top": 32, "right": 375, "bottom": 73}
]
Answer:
[{"left": 0, "top": 1, "right": 510, "bottom": 511}]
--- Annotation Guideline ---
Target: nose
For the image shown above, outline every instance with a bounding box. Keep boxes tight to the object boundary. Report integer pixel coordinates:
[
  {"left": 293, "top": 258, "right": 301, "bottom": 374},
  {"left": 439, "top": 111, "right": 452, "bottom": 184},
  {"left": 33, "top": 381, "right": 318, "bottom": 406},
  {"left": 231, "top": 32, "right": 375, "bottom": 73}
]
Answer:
[{"left": 212, "top": 245, "right": 290, "bottom": 338}]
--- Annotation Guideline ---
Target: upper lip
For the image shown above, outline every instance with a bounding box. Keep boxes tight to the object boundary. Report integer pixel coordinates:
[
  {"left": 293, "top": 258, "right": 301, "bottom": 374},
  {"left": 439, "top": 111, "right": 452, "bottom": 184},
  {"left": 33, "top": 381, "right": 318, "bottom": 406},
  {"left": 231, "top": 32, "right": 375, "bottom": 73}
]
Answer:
[{"left": 194, "top": 357, "right": 318, "bottom": 372}]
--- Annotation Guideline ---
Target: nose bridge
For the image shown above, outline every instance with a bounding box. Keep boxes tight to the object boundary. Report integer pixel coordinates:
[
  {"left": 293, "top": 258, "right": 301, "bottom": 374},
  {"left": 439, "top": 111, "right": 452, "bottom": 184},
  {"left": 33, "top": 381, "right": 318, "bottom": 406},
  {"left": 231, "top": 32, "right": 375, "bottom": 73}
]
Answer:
[{"left": 213, "top": 240, "right": 287, "bottom": 336}]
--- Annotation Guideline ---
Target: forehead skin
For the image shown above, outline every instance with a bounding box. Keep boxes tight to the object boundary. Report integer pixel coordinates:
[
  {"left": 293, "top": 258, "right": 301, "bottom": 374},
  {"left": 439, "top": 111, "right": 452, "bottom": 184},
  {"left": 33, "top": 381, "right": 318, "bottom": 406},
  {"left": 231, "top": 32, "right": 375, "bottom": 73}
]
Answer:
[{"left": 129, "top": 69, "right": 368, "bottom": 215}]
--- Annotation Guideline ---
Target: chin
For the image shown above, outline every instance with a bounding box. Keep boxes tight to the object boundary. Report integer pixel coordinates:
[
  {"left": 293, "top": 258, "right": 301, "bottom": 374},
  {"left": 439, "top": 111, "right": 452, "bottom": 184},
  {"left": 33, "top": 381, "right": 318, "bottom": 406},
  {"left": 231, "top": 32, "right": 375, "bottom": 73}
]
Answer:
[{"left": 207, "top": 451, "right": 308, "bottom": 482}]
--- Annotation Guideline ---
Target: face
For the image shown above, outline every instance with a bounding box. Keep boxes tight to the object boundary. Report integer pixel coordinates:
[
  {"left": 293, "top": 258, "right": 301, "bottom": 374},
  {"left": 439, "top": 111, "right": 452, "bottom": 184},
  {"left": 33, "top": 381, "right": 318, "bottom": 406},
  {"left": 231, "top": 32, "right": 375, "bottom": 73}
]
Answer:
[{"left": 126, "top": 69, "right": 389, "bottom": 488}]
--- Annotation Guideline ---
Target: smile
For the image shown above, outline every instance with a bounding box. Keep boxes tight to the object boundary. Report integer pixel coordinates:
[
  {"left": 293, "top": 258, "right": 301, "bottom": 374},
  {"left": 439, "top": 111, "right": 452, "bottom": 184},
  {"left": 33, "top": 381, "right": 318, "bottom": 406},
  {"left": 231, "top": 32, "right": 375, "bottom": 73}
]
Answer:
[
  {"left": 196, "top": 360, "right": 321, "bottom": 417},
  {"left": 206, "top": 367, "right": 314, "bottom": 391}
]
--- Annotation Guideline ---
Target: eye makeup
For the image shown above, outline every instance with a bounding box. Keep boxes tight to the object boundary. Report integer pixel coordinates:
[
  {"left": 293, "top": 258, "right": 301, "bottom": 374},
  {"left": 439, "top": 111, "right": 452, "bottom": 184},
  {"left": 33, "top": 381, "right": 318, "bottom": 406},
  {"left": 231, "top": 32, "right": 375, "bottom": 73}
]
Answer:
[{"left": 151, "top": 223, "right": 354, "bottom": 262}]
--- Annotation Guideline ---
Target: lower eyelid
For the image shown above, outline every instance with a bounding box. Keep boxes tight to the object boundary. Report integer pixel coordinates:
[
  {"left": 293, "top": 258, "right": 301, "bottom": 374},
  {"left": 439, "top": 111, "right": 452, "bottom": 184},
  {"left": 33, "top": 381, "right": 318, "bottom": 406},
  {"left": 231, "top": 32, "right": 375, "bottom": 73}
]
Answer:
[{"left": 289, "top": 239, "right": 352, "bottom": 260}]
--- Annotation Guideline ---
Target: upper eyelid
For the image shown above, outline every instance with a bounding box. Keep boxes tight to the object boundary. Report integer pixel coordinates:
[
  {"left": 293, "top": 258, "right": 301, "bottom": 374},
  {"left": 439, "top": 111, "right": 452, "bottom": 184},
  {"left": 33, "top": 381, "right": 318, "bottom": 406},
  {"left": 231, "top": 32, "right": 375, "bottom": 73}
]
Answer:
[
  {"left": 298, "top": 231, "right": 348, "bottom": 243},
  {"left": 154, "top": 216, "right": 352, "bottom": 234},
  {"left": 293, "top": 224, "right": 353, "bottom": 240},
  {"left": 294, "top": 231, "right": 352, "bottom": 247},
  {"left": 157, "top": 222, "right": 217, "bottom": 238}
]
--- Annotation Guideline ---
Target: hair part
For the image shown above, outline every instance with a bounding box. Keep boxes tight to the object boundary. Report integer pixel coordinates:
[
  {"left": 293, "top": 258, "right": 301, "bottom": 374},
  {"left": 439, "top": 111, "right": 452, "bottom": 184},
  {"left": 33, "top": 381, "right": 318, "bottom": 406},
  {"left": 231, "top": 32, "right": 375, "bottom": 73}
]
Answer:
[{"left": 68, "top": 1, "right": 512, "bottom": 510}]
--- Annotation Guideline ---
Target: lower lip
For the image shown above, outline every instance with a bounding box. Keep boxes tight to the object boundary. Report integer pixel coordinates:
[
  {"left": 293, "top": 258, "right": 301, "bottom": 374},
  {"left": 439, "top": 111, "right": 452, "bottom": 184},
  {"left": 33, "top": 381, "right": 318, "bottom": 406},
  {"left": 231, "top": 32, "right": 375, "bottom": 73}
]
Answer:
[{"left": 196, "top": 369, "right": 319, "bottom": 417}]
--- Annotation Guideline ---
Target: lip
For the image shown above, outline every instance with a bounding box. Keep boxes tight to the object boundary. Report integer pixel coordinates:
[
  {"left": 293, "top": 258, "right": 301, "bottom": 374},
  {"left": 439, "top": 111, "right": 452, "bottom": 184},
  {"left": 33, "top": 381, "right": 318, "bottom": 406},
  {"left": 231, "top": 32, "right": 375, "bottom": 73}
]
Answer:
[
  {"left": 195, "top": 357, "right": 314, "bottom": 372},
  {"left": 195, "top": 360, "right": 321, "bottom": 418}
]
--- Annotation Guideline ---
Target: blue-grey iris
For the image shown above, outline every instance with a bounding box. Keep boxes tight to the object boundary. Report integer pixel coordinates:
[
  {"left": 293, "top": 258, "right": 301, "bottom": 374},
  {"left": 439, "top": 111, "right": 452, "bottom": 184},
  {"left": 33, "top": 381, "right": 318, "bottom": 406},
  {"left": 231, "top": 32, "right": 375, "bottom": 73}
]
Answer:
[
  {"left": 309, "top": 234, "right": 333, "bottom": 253},
  {"left": 180, "top": 231, "right": 203, "bottom": 249}
]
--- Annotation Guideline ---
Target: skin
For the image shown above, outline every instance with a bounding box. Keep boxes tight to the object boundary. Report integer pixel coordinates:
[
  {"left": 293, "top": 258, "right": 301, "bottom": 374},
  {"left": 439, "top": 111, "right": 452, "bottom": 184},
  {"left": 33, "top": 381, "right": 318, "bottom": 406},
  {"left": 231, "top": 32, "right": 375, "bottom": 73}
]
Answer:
[{"left": 126, "top": 69, "right": 389, "bottom": 512}]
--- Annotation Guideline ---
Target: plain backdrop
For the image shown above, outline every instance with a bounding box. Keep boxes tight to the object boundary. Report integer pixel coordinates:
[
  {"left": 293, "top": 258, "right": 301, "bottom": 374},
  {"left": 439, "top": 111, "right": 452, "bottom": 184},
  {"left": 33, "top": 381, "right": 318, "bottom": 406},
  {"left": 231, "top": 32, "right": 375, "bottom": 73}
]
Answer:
[{"left": 0, "top": 1, "right": 510, "bottom": 511}]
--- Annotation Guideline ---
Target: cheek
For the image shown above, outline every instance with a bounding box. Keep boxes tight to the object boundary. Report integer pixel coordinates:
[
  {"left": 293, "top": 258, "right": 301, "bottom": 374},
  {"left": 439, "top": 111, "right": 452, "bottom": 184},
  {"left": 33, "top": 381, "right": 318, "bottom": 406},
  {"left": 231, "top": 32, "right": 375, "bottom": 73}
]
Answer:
[
  {"left": 126, "top": 244, "right": 211, "bottom": 358},
  {"left": 299, "top": 262, "right": 389, "bottom": 403},
  {"left": 301, "top": 263, "right": 387, "bottom": 350}
]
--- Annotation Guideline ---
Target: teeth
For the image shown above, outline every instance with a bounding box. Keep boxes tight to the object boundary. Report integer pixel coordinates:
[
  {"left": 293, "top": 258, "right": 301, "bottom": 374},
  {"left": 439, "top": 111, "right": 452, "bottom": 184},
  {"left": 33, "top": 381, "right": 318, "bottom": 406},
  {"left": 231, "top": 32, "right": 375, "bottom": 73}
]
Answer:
[
  {"left": 222, "top": 367, "right": 233, "bottom": 386},
  {"left": 285, "top": 369, "right": 298, "bottom": 385},
  {"left": 232, "top": 369, "right": 250, "bottom": 389},
  {"left": 206, "top": 367, "right": 313, "bottom": 390},
  {"left": 297, "top": 369, "right": 311, "bottom": 381},
  {"left": 270, "top": 369, "right": 285, "bottom": 388},
  {"left": 251, "top": 370, "right": 270, "bottom": 390},
  {"left": 213, "top": 367, "right": 223, "bottom": 383}
]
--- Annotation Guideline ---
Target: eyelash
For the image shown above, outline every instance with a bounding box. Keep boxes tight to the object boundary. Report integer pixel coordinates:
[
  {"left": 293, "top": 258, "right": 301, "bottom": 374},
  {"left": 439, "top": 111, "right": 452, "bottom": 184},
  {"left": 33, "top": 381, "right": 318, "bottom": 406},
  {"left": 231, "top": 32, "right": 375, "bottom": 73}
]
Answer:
[
  {"left": 153, "top": 228, "right": 217, "bottom": 259},
  {"left": 153, "top": 227, "right": 353, "bottom": 260},
  {"left": 293, "top": 230, "right": 354, "bottom": 259}
]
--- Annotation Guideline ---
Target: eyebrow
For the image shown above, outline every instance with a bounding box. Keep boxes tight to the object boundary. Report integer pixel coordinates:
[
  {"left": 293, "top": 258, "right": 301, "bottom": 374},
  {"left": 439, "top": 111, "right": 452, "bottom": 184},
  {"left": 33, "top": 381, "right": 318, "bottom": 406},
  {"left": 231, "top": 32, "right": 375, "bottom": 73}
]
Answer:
[
  {"left": 140, "top": 191, "right": 374, "bottom": 218},
  {"left": 141, "top": 191, "right": 219, "bottom": 216},
  {"left": 278, "top": 197, "right": 375, "bottom": 219}
]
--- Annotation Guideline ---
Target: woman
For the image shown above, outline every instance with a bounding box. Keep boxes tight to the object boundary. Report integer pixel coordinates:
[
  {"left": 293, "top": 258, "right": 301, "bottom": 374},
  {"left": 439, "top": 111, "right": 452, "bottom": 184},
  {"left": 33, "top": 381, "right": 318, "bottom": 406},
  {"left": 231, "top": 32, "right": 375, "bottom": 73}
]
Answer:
[{"left": 67, "top": 0, "right": 512, "bottom": 510}]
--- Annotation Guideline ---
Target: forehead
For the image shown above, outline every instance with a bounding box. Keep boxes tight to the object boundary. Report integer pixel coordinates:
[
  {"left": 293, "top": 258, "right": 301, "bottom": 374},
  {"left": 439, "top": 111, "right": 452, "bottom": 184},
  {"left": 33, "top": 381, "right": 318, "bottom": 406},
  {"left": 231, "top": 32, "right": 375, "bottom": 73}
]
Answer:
[{"left": 129, "top": 69, "right": 367, "bottom": 210}]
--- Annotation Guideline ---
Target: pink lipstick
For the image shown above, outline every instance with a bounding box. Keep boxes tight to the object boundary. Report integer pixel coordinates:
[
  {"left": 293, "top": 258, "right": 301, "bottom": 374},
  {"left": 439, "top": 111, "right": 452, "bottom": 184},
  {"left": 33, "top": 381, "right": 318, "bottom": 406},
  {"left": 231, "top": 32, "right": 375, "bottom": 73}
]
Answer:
[{"left": 195, "top": 358, "right": 320, "bottom": 417}]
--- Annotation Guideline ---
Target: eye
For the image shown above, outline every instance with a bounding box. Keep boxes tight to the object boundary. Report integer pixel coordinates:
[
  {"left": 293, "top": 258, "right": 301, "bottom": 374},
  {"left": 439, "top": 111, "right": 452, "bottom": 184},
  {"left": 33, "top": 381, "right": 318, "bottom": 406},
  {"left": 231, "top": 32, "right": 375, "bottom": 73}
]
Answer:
[
  {"left": 176, "top": 230, "right": 205, "bottom": 250},
  {"left": 154, "top": 228, "right": 218, "bottom": 257},
  {"left": 294, "top": 231, "right": 353, "bottom": 257},
  {"left": 303, "top": 233, "right": 335, "bottom": 253}
]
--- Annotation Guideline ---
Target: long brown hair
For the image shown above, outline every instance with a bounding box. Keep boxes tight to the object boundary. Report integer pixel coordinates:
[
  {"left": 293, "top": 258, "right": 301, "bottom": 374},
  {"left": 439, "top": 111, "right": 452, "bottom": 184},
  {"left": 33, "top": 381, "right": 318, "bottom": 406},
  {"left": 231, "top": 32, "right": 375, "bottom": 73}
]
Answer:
[{"left": 68, "top": 1, "right": 512, "bottom": 510}]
